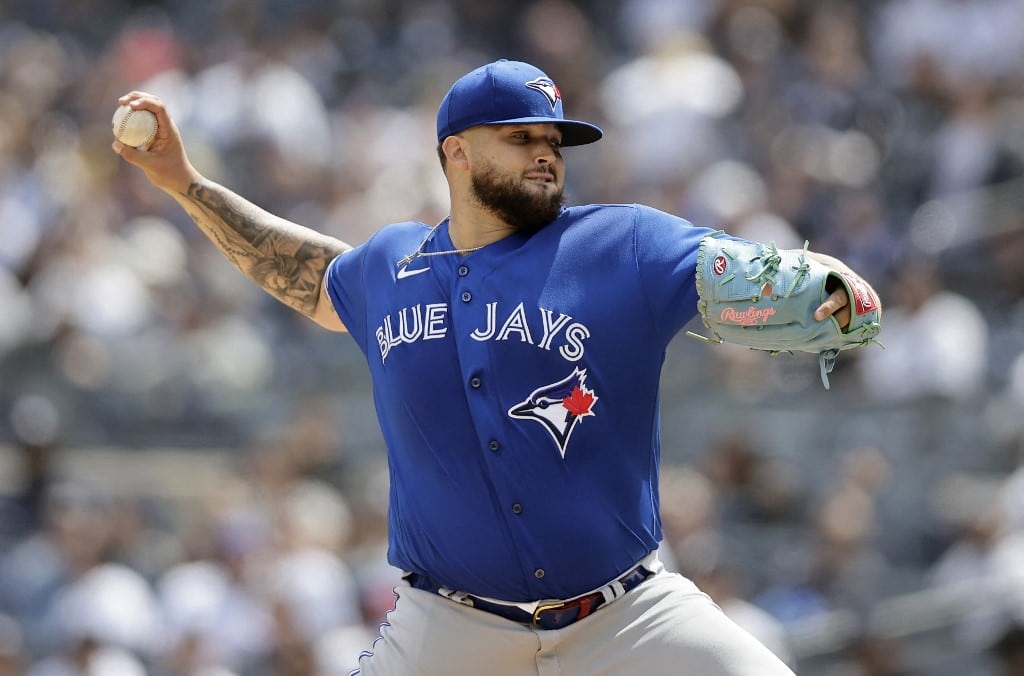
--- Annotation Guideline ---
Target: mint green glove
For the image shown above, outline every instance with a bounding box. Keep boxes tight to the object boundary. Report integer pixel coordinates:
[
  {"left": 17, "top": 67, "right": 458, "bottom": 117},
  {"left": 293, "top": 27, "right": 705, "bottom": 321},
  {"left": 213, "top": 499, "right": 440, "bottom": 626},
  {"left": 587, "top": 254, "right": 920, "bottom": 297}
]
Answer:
[{"left": 688, "top": 235, "right": 882, "bottom": 389}]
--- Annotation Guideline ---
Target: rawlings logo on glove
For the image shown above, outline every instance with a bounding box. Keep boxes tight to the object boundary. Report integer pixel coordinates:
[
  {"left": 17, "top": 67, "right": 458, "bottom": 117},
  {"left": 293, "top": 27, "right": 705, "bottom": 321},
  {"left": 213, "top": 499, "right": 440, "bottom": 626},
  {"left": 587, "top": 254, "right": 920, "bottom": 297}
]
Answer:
[
  {"left": 720, "top": 306, "right": 777, "bottom": 325},
  {"left": 688, "top": 235, "right": 882, "bottom": 389}
]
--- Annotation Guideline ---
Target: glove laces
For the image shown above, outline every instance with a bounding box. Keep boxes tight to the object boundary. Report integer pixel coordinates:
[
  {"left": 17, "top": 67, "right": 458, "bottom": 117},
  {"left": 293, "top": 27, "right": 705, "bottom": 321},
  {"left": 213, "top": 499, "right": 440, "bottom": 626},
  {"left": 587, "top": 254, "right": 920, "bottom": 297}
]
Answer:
[{"left": 745, "top": 242, "right": 782, "bottom": 288}]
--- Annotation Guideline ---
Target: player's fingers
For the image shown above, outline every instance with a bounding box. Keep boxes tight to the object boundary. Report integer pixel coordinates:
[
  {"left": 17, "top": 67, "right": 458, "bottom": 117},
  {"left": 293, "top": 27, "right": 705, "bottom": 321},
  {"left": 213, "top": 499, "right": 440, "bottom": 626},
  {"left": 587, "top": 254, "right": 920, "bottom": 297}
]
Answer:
[
  {"left": 117, "top": 93, "right": 171, "bottom": 123},
  {"left": 112, "top": 140, "right": 145, "bottom": 163},
  {"left": 814, "top": 289, "right": 851, "bottom": 329},
  {"left": 813, "top": 288, "right": 846, "bottom": 319},
  {"left": 114, "top": 95, "right": 182, "bottom": 151},
  {"left": 118, "top": 91, "right": 161, "bottom": 106},
  {"left": 834, "top": 305, "right": 851, "bottom": 331},
  {"left": 117, "top": 94, "right": 152, "bottom": 117}
]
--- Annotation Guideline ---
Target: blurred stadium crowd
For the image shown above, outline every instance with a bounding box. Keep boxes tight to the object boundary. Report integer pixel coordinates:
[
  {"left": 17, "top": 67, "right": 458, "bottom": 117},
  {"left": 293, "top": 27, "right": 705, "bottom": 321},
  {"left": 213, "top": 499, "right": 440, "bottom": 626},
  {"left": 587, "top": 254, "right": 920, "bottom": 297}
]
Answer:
[{"left": 2, "top": 0, "right": 1024, "bottom": 674}]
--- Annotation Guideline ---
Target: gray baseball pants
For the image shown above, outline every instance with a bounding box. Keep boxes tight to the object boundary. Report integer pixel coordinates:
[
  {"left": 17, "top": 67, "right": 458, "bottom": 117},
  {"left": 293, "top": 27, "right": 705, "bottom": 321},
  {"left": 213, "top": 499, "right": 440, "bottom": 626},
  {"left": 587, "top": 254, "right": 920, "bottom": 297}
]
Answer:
[{"left": 351, "top": 566, "right": 796, "bottom": 675}]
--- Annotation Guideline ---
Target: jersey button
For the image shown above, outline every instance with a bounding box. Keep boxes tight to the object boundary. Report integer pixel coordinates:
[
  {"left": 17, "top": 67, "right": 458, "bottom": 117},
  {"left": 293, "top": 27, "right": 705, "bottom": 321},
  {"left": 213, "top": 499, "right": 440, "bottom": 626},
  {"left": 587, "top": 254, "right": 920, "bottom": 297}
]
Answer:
[
  {"left": 470, "top": 376, "right": 482, "bottom": 389},
  {"left": 458, "top": 265, "right": 469, "bottom": 277},
  {"left": 461, "top": 291, "right": 472, "bottom": 302},
  {"left": 488, "top": 440, "right": 500, "bottom": 452},
  {"left": 534, "top": 569, "right": 545, "bottom": 579},
  {"left": 512, "top": 503, "right": 523, "bottom": 515}
]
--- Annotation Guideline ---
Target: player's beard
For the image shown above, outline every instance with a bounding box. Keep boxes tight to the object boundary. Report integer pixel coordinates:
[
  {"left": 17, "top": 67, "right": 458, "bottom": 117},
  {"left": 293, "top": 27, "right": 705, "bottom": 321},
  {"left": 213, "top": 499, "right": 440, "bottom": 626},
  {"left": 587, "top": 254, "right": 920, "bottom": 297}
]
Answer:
[{"left": 470, "top": 163, "right": 565, "bottom": 235}]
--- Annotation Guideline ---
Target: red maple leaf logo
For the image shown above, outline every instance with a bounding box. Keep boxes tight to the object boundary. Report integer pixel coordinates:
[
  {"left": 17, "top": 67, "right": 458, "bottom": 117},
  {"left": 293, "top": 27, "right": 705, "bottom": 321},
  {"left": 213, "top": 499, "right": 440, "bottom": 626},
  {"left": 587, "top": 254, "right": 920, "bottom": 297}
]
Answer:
[{"left": 562, "top": 386, "right": 595, "bottom": 416}]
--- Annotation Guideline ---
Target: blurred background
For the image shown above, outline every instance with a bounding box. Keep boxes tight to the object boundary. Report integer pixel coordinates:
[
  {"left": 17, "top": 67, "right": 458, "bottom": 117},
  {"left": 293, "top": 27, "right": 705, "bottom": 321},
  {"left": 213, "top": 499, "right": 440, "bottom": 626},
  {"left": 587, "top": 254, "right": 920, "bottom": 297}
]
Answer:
[{"left": 1, "top": 0, "right": 1024, "bottom": 674}]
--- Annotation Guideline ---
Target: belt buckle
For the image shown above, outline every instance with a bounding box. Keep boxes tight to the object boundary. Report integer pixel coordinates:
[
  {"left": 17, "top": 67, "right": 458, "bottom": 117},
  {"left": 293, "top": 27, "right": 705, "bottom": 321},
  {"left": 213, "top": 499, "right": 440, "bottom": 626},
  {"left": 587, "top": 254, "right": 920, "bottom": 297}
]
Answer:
[{"left": 532, "top": 600, "right": 566, "bottom": 626}]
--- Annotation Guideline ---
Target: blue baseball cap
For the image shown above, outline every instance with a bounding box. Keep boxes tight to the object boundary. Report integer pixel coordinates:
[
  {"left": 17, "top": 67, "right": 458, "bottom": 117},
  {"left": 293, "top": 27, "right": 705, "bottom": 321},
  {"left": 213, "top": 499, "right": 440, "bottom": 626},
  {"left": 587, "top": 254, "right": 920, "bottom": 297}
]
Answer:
[{"left": 436, "top": 59, "right": 603, "bottom": 147}]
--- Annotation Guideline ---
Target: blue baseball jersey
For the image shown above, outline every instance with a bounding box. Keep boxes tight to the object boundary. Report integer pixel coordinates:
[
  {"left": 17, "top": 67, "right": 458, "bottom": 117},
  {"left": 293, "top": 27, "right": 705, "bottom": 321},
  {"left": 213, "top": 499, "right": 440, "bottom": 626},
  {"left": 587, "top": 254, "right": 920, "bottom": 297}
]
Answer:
[{"left": 326, "top": 203, "right": 720, "bottom": 601}]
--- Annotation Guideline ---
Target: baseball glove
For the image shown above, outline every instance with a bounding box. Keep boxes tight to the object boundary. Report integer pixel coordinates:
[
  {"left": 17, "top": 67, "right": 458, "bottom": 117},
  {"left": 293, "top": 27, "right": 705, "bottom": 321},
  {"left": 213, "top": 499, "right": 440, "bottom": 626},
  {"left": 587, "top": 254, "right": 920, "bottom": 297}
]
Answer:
[{"left": 687, "top": 235, "right": 882, "bottom": 389}]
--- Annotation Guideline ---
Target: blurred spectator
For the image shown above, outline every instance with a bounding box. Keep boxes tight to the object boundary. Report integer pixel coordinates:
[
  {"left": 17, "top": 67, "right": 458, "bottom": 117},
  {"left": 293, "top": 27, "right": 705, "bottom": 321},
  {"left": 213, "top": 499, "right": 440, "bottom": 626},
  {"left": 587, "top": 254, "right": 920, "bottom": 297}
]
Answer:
[
  {"left": 262, "top": 480, "right": 370, "bottom": 675},
  {"left": 1002, "top": 458, "right": 1024, "bottom": 534},
  {"left": 0, "top": 480, "right": 115, "bottom": 656},
  {"left": 0, "top": 394, "right": 62, "bottom": 548},
  {"left": 927, "top": 473, "right": 1024, "bottom": 651},
  {"left": 658, "top": 463, "right": 723, "bottom": 580},
  {"left": 25, "top": 641, "right": 147, "bottom": 676},
  {"left": 842, "top": 632, "right": 911, "bottom": 676},
  {"left": 988, "top": 351, "right": 1024, "bottom": 464},
  {"left": 815, "top": 189, "right": 900, "bottom": 292},
  {"left": 598, "top": 29, "right": 743, "bottom": 196},
  {"left": 699, "top": 435, "right": 805, "bottom": 525},
  {"left": 0, "top": 438, "right": 55, "bottom": 548},
  {"left": 40, "top": 562, "right": 160, "bottom": 666},
  {"left": 873, "top": 0, "right": 1024, "bottom": 91},
  {"left": 106, "top": 495, "right": 186, "bottom": 584},
  {"left": 993, "top": 624, "right": 1024, "bottom": 676},
  {"left": 0, "top": 614, "right": 23, "bottom": 676},
  {"left": 752, "top": 447, "right": 894, "bottom": 632},
  {"left": 856, "top": 259, "right": 989, "bottom": 402},
  {"left": 154, "top": 502, "right": 274, "bottom": 673},
  {"left": 807, "top": 470, "right": 889, "bottom": 617}
]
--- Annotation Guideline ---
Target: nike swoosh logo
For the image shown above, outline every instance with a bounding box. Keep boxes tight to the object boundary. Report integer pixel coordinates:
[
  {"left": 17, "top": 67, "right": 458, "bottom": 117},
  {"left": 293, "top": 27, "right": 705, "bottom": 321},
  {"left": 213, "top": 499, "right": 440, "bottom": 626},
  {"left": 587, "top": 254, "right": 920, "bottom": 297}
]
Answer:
[{"left": 397, "top": 265, "right": 430, "bottom": 280}]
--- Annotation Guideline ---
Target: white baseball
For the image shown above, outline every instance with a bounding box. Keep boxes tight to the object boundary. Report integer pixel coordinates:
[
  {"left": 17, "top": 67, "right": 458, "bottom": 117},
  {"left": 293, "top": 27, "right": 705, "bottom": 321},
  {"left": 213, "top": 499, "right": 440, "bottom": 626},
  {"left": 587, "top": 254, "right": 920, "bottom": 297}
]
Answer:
[{"left": 112, "top": 104, "right": 158, "bottom": 148}]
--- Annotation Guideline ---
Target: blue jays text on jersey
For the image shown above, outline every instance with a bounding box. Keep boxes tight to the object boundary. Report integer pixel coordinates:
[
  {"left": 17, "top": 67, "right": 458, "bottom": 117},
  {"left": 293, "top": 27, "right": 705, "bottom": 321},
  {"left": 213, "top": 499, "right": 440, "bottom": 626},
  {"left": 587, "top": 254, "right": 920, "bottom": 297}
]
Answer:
[
  {"left": 374, "top": 301, "right": 592, "bottom": 364},
  {"left": 325, "top": 203, "right": 722, "bottom": 602}
]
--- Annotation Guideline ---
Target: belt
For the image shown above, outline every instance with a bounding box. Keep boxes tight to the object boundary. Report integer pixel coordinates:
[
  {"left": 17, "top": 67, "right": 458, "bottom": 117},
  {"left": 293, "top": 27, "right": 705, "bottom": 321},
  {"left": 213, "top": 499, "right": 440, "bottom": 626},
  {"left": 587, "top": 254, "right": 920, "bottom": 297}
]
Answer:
[{"left": 405, "top": 563, "right": 652, "bottom": 631}]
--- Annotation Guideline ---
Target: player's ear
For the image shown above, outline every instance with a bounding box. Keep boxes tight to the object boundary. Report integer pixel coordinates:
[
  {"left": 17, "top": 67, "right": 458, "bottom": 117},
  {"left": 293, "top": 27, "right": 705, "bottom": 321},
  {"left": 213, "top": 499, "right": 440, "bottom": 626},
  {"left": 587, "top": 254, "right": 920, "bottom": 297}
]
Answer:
[{"left": 442, "top": 135, "right": 469, "bottom": 170}]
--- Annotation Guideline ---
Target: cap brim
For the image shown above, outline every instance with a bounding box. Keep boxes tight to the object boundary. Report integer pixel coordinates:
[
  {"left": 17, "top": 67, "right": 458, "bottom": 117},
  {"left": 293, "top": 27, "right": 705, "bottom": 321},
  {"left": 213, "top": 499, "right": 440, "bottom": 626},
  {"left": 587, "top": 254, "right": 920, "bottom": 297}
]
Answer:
[{"left": 483, "top": 117, "right": 603, "bottom": 147}]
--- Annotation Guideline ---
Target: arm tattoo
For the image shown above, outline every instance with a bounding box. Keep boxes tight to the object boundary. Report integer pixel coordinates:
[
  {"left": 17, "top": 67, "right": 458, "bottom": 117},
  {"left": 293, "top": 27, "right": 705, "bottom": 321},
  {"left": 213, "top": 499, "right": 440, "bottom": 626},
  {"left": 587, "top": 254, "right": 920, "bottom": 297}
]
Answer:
[{"left": 181, "top": 179, "right": 349, "bottom": 316}]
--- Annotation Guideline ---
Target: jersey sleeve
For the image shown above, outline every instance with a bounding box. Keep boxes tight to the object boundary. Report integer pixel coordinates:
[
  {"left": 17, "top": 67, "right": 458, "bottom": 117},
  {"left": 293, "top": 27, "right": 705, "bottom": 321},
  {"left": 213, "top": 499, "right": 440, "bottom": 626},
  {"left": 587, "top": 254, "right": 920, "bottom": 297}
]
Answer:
[
  {"left": 631, "top": 204, "right": 736, "bottom": 341},
  {"left": 325, "top": 245, "right": 371, "bottom": 354}
]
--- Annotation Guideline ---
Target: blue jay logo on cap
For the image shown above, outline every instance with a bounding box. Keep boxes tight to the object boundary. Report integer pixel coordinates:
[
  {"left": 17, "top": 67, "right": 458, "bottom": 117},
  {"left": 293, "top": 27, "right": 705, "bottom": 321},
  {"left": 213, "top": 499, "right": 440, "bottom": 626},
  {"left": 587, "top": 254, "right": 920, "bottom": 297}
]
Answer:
[
  {"left": 525, "top": 77, "right": 561, "bottom": 111},
  {"left": 508, "top": 367, "right": 598, "bottom": 458},
  {"left": 436, "top": 60, "right": 602, "bottom": 145}
]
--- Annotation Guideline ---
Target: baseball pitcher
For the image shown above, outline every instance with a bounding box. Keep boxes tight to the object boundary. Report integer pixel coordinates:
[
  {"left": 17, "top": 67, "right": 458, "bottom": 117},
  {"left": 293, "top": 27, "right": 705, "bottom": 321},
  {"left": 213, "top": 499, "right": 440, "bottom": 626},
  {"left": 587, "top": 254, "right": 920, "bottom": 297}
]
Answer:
[{"left": 114, "top": 59, "right": 880, "bottom": 675}]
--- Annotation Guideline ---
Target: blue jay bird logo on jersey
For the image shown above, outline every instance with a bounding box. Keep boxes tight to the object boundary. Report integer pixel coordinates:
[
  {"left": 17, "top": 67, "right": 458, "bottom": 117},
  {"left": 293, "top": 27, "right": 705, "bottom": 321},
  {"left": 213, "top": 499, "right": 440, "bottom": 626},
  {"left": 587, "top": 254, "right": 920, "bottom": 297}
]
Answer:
[
  {"left": 525, "top": 77, "right": 562, "bottom": 111},
  {"left": 508, "top": 368, "right": 598, "bottom": 458}
]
